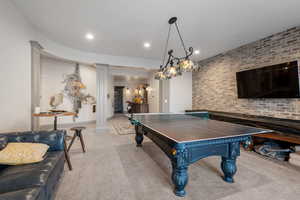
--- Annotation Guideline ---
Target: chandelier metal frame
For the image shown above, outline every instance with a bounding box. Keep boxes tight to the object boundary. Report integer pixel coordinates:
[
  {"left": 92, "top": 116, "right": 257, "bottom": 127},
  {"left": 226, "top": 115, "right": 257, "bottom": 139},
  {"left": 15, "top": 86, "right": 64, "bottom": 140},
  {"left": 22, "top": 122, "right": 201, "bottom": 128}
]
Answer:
[{"left": 155, "top": 17, "right": 197, "bottom": 80}]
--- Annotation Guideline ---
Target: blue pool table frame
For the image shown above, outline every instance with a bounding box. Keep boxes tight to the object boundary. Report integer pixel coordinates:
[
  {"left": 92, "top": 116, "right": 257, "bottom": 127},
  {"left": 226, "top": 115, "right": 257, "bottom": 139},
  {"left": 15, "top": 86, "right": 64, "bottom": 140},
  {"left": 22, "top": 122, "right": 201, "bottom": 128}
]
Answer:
[{"left": 130, "top": 112, "right": 252, "bottom": 197}]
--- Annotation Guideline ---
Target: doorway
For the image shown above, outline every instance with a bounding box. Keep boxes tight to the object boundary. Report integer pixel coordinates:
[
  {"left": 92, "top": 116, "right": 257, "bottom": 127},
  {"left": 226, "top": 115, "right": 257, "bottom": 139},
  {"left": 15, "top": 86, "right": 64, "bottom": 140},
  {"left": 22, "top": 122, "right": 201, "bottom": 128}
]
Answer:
[{"left": 114, "top": 86, "right": 124, "bottom": 113}]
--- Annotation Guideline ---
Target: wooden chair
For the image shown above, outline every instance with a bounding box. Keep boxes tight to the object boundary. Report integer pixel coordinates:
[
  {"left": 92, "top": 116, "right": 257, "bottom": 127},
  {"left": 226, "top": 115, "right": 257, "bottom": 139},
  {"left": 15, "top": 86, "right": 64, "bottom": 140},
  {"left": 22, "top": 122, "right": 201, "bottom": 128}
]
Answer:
[
  {"left": 67, "top": 127, "right": 86, "bottom": 153},
  {"left": 64, "top": 139, "right": 72, "bottom": 170}
]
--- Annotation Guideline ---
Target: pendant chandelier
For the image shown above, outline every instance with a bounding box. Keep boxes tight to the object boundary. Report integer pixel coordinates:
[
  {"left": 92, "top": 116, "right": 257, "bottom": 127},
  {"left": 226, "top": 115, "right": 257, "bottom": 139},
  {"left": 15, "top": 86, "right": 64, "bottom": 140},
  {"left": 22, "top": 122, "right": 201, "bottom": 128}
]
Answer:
[{"left": 155, "top": 17, "right": 198, "bottom": 80}]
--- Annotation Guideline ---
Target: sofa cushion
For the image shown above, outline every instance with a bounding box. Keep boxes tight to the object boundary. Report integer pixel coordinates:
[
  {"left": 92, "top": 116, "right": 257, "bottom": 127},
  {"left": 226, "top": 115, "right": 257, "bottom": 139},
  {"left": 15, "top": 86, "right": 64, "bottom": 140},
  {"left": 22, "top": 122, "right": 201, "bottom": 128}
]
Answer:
[
  {"left": 0, "top": 143, "right": 49, "bottom": 165},
  {"left": 0, "top": 151, "right": 64, "bottom": 194},
  {"left": 0, "top": 136, "right": 7, "bottom": 150},
  {"left": 0, "top": 130, "right": 65, "bottom": 151},
  {"left": 0, "top": 152, "right": 63, "bottom": 176},
  {"left": 0, "top": 188, "right": 42, "bottom": 200}
]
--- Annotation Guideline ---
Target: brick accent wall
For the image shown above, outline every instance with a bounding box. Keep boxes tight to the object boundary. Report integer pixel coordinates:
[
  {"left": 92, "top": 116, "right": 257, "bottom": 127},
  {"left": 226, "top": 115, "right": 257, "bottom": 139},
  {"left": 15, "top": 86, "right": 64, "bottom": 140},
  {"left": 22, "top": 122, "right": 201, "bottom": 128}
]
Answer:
[{"left": 193, "top": 26, "right": 300, "bottom": 120}]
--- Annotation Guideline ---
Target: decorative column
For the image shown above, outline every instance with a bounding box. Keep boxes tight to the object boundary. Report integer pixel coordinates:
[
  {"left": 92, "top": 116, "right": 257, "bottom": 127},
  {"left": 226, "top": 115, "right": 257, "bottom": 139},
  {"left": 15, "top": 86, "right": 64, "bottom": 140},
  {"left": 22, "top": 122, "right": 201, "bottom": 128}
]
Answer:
[
  {"left": 96, "top": 64, "right": 110, "bottom": 131},
  {"left": 30, "top": 41, "right": 43, "bottom": 131},
  {"left": 159, "top": 80, "right": 170, "bottom": 113}
]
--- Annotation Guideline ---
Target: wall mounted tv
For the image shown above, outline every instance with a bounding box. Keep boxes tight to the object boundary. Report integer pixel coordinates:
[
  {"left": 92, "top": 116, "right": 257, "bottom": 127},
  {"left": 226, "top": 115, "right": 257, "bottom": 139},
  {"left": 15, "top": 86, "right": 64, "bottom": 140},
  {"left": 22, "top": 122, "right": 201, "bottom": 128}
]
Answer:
[{"left": 236, "top": 61, "right": 300, "bottom": 98}]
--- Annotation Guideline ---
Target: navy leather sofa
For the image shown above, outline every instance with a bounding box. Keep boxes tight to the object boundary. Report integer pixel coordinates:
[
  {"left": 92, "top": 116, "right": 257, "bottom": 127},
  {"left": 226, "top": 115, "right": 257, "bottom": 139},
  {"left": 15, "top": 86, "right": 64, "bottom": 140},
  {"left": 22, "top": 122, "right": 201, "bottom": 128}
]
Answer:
[{"left": 0, "top": 130, "right": 66, "bottom": 200}]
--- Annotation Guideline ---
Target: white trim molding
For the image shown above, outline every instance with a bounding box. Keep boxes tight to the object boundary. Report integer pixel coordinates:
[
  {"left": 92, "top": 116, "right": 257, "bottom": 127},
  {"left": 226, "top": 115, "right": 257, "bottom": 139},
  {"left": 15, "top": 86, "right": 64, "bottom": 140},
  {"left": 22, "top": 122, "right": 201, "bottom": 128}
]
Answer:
[
  {"left": 95, "top": 64, "right": 110, "bottom": 131},
  {"left": 30, "top": 40, "right": 44, "bottom": 131}
]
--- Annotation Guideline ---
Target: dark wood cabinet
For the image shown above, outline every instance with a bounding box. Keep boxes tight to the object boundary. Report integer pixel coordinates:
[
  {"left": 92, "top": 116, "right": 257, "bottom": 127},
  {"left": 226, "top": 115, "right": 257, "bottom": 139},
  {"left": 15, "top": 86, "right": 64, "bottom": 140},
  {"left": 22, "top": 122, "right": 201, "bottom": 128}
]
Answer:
[{"left": 131, "top": 103, "right": 149, "bottom": 113}]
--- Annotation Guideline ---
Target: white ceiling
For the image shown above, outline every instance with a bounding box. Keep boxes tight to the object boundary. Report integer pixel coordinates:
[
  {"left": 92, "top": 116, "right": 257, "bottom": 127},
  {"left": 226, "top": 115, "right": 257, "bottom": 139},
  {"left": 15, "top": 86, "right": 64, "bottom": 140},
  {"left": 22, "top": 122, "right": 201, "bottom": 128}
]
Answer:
[{"left": 13, "top": 0, "right": 300, "bottom": 61}]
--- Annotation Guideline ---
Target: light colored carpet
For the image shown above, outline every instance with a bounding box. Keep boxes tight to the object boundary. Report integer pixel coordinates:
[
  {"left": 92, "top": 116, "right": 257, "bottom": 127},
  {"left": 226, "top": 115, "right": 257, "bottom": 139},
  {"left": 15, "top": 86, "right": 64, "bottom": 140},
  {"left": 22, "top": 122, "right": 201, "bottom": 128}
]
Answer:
[
  {"left": 111, "top": 114, "right": 135, "bottom": 135},
  {"left": 55, "top": 117, "right": 300, "bottom": 200}
]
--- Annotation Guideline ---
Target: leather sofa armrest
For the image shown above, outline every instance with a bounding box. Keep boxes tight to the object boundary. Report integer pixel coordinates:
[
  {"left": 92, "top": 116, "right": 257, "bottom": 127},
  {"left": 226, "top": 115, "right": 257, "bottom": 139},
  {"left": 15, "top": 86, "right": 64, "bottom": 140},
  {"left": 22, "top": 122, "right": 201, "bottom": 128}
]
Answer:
[
  {"left": 0, "top": 135, "right": 8, "bottom": 150},
  {"left": 0, "top": 130, "right": 66, "bottom": 151}
]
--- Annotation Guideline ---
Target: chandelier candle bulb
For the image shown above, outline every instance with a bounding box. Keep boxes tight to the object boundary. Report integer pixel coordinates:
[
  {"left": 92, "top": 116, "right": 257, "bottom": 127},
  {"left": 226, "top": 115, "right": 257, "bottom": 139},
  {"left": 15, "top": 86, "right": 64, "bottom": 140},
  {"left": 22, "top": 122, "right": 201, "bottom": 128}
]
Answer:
[
  {"left": 85, "top": 33, "right": 94, "bottom": 40},
  {"left": 155, "top": 70, "right": 167, "bottom": 80},
  {"left": 194, "top": 50, "right": 200, "bottom": 55},
  {"left": 179, "top": 60, "right": 195, "bottom": 72},
  {"left": 143, "top": 42, "right": 151, "bottom": 48},
  {"left": 169, "top": 66, "right": 177, "bottom": 76},
  {"left": 125, "top": 88, "right": 131, "bottom": 95}
]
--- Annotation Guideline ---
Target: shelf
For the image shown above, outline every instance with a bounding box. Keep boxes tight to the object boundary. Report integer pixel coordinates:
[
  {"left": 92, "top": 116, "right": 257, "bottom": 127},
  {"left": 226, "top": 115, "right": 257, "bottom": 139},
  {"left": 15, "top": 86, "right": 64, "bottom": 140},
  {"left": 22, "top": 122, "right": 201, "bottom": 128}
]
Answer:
[{"left": 254, "top": 132, "right": 300, "bottom": 145}]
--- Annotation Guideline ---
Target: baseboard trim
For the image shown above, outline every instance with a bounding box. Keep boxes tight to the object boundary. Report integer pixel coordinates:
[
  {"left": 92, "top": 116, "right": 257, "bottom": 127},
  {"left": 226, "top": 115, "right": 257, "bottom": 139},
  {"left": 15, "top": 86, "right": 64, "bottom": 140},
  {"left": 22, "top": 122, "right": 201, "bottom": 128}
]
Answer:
[{"left": 107, "top": 116, "right": 114, "bottom": 120}]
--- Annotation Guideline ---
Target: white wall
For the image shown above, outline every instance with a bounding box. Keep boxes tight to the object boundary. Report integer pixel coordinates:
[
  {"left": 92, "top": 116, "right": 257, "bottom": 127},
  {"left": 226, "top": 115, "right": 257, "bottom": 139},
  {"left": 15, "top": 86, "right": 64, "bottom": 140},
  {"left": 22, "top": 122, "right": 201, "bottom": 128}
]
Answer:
[
  {"left": 148, "top": 72, "right": 160, "bottom": 113},
  {"left": 160, "top": 80, "right": 170, "bottom": 113},
  {"left": 0, "top": 0, "right": 35, "bottom": 132},
  {"left": 169, "top": 72, "right": 193, "bottom": 113},
  {"left": 107, "top": 71, "right": 114, "bottom": 119},
  {"left": 40, "top": 56, "right": 96, "bottom": 125}
]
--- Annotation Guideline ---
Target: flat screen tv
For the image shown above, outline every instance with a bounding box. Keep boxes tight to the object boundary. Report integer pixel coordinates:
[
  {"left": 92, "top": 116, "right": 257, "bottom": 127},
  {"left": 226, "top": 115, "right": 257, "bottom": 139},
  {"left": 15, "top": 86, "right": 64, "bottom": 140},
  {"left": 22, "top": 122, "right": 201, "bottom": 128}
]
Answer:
[{"left": 236, "top": 61, "right": 300, "bottom": 98}]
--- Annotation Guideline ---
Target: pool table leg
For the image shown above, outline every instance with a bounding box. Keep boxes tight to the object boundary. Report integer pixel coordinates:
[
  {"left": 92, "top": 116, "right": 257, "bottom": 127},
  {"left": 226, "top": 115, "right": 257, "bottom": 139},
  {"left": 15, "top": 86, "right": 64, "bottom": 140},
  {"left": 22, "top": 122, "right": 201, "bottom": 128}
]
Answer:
[
  {"left": 172, "top": 163, "right": 189, "bottom": 197},
  {"left": 135, "top": 125, "right": 144, "bottom": 147},
  {"left": 171, "top": 144, "right": 189, "bottom": 197},
  {"left": 221, "top": 142, "right": 240, "bottom": 183}
]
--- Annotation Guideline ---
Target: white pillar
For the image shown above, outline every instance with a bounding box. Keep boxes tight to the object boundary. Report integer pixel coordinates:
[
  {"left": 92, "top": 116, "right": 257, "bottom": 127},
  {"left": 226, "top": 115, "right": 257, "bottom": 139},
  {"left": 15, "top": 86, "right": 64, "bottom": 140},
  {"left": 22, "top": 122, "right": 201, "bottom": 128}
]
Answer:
[
  {"left": 96, "top": 64, "right": 110, "bottom": 131},
  {"left": 159, "top": 80, "right": 170, "bottom": 113},
  {"left": 30, "top": 41, "right": 43, "bottom": 131}
]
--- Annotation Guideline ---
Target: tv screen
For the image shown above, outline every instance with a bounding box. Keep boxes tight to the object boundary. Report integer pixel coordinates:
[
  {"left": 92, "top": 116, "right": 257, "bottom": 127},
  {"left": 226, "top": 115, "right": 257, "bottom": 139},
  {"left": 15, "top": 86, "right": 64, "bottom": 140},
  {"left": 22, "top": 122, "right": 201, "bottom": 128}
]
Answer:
[{"left": 236, "top": 61, "right": 300, "bottom": 98}]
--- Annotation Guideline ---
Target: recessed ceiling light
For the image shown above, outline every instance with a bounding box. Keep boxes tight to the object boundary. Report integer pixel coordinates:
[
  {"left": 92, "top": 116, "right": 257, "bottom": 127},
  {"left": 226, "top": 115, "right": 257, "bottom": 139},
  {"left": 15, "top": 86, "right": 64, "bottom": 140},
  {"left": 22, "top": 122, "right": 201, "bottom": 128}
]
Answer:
[
  {"left": 194, "top": 49, "right": 200, "bottom": 55},
  {"left": 144, "top": 42, "right": 151, "bottom": 48},
  {"left": 85, "top": 33, "right": 94, "bottom": 40}
]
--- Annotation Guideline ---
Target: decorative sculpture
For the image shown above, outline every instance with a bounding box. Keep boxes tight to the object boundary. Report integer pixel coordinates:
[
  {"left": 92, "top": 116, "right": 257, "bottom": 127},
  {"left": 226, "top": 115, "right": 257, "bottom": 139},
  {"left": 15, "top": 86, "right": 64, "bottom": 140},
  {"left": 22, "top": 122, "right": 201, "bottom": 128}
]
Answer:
[
  {"left": 49, "top": 93, "right": 64, "bottom": 109},
  {"left": 57, "top": 63, "right": 96, "bottom": 120}
]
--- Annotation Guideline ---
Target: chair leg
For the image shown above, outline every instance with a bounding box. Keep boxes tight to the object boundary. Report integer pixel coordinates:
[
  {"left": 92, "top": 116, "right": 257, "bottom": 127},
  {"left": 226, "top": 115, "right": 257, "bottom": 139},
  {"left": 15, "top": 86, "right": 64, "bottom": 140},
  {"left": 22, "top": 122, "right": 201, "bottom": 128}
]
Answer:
[
  {"left": 64, "top": 140, "right": 72, "bottom": 171},
  {"left": 67, "top": 132, "right": 77, "bottom": 152},
  {"left": 78, "top": 132, "right": 86, "bottom": 153}
]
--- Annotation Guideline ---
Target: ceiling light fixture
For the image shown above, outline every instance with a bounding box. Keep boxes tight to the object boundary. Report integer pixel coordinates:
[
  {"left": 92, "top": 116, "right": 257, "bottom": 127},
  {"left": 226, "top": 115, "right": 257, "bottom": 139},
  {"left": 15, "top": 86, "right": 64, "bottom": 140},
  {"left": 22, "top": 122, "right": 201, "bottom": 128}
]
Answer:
[
  {"left": 144, "top": 42, "right": 151, "bottom": 48},
  {"left": 194, "top": 50, "right": 200, "bottom": 55},
  {"left": 85, "top": 33, "right": 94, "bottom": 40},
  {"left": 155, "top": 17, "right": 198, "bottom": 80}
]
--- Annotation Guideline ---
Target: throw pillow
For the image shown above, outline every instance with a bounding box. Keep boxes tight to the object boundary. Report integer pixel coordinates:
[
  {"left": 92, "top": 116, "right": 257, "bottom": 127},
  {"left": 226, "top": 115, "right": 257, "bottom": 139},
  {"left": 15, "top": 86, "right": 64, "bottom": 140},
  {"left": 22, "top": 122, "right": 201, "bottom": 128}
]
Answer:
[{"left": 0, "top": 143, "right": 49, "bottom": 165}]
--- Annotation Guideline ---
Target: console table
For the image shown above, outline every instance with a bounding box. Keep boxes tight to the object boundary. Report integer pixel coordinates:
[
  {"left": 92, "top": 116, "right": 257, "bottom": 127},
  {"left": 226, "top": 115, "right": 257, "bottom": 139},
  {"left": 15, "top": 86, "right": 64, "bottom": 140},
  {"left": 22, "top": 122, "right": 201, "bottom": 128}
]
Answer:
[
  {"left": 33, "top": 111, "right": 76, "bottom": 130},
  {"left": 131, "top": 103, "right": 149, "bottom": 113}
]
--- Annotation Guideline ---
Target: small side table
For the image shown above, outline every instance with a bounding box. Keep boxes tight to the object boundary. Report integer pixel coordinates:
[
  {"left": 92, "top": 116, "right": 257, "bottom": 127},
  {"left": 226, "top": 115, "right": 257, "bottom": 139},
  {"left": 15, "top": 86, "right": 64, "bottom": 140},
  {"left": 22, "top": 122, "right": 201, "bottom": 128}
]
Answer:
[
  {"left": 33, "top": 112, "right": 76, "bottom": 130},
  {"left": 33, "top": 111, "right": 77, "bottom": 171}
]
